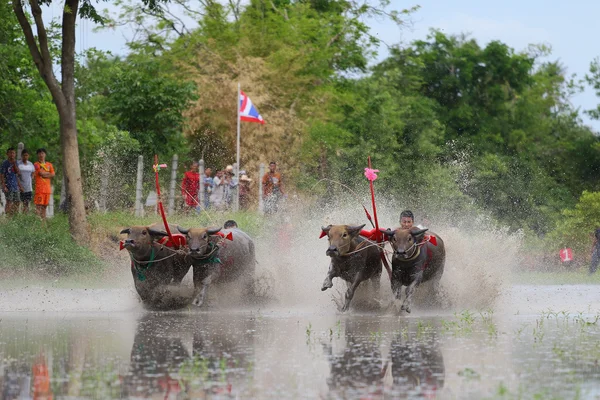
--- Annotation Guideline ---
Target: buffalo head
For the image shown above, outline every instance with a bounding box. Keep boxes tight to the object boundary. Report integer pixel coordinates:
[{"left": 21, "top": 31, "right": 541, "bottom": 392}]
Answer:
[
  {"left": 120, "top": 225, "right": 169, "bottom": 257},
  {"left": 383, "top": 227, "right": 428, "bottom": 259},
  {"left": 177, "top": 226, "right": 222, "bottom": 260},
  {"left": 322, "top": 224, "right": 366, "bottom": 257}
]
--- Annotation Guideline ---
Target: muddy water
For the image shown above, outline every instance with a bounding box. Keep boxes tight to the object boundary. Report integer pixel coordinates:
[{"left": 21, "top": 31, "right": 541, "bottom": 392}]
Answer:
[{"left": 0, "top": 285, "right": 599, "bottom": 399}]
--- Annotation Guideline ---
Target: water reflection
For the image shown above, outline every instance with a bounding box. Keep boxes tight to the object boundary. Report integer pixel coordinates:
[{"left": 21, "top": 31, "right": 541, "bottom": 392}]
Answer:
[
  {"left": 387, "top": 330, "right": 445, "bottom": 398},
  {"left": 123, "top": 313, "right": 255, "bottom": 399},
  {"left": 323, "top": 319, "right": 385, "bottom": 398},
  {"left": 323, "top": 319, "right": 445, "bottom": 399},
  {"left": 1, "top": 310, "right": 600, "bottom": 399}
]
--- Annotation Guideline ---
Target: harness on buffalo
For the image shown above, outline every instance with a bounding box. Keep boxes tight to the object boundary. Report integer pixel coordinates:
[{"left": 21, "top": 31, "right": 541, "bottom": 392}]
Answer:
[{"left": 188, "top": 241, "right": 222, "bottom": 265}]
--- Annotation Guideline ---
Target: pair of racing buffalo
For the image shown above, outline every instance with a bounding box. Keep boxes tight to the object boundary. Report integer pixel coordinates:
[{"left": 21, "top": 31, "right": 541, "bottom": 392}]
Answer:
[
  {"left": 321, "top": 224, "right": 445, "bottom": 313},
  {"left": 120, "top": 222, "right": 255, "bottom": 309}
]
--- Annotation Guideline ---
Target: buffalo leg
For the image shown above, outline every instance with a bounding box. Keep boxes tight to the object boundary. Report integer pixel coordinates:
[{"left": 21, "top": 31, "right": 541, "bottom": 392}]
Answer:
[
  {"left": 401, "top": 277, "right": 421, "bottom": 313},
  {"left": 341, "top": 275, "right": 363, "bottom": 312},
  {"left": 321, "top": 263, "right": 338, "bottom": 291},
  {"left": 193, "top": 276, "right": 212, "bottom": 307}
]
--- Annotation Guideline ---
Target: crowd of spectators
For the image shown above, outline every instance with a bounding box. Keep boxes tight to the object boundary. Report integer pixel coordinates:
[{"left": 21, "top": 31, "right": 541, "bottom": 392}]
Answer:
[{"left": 1, "top": 147, "right": 55, "bottom": 219}]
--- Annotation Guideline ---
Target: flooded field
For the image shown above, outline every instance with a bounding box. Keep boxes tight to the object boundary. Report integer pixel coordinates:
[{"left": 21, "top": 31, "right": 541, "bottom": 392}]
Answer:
[{"left": 1, "top": 285, "right": 599, "bottom": 399}]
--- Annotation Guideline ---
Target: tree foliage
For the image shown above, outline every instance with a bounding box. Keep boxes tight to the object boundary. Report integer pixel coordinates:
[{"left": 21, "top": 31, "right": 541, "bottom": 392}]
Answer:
[{"left": 4, "top": 0, "right": 600, "bottom": 245}]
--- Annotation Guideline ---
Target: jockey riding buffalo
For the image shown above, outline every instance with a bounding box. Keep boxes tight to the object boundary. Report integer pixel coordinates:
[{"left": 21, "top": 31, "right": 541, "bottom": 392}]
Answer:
[
  {"left": 120, "top": 223, "right": 191, "bottom": 308},
  {"left": 177, "top": 224, "right": 256, "bottom": 307},
  {"left": 382, "top": 227, "right": 445, "bottom": 313},
  {"left": 320, "top": 224, "right": 382, "bottom": 312}
]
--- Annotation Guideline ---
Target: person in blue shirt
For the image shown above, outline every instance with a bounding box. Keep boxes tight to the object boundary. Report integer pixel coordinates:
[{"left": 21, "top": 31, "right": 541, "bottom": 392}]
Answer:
[{"left": 0, "top": 148, "right": 22, "bottom": 216}]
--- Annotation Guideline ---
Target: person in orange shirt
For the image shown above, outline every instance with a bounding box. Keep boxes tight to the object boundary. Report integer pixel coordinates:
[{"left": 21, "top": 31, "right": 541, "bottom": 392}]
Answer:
[
  {"left": 262, "top": 161, "right": 284, "bottom": 214},
  {"left": 32, "top": 353, "right": 53, "bottom": 400},
  {"left": 34, "top": 148, "right": 55, "bottom": 220}
]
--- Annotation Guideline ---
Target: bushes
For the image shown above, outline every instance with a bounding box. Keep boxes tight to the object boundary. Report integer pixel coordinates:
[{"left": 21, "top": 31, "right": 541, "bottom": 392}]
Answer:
[{"left": 0, "top": 214, "right": 104, "bottom": 275}]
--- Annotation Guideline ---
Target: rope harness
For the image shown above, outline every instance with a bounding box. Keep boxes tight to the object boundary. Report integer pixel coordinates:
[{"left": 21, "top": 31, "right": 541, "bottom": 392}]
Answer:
[
  {"left": 187, "top": 241, "right": 222, "bottom": 265},
  {"left": 130, "top": 247, "right": 157, "bottom": 282}
]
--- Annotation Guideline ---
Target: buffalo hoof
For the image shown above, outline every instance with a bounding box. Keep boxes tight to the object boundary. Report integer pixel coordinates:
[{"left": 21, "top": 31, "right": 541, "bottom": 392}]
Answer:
[
  {"left": 192, "top": 297, "right": 204, "bottom": 307},
  {"left": 400, "top": 304, "right": 411, "bottom": 313}
]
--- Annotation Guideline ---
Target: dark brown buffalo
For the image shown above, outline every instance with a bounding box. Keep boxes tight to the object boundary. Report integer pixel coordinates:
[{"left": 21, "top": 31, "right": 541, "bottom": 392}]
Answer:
[
  {"left": 320, "top": 224, "right": 382, "bottom": 312},
  {"left": 177, "top": 226, "right": 256, "bottom": 307},
  {"left": 120, "top": 223, "right": 191, "bottom": 308},
  {"left": 382, "top": 227, "right": 445, "bottom": 313}
]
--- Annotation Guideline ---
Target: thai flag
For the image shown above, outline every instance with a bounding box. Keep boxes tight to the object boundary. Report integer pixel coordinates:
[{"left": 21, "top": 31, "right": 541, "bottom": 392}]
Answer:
[{"left": 239, "top": 91, "right": 265, "bottom": 124}]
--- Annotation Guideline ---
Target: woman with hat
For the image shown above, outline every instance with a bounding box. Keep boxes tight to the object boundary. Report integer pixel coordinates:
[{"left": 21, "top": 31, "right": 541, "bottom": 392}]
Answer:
[{"left": 239, "top": 174, "right": 252, "bottom": 210}]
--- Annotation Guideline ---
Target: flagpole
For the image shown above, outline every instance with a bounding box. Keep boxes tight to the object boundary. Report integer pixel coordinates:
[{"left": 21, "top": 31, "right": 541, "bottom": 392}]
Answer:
[{"left": 235, "top": 82, "right": 241, "bottom": 211}]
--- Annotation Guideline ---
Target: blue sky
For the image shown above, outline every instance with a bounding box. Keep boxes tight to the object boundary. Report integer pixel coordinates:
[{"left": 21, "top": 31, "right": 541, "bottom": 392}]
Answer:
[{"left": 45, "top": 0, "right": 600, "bottom": 130}]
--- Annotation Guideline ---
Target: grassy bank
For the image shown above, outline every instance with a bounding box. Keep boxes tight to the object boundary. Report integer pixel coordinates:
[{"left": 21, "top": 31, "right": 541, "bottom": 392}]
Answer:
[
  {"left": 0, "top": 213, "right": 104, "bottom": 276},
  {"left": 513, "top": 270, "right": 600, "bottom": 285},
  {"left": 0, "top": 210, "right": 266, "bottom": 281}
]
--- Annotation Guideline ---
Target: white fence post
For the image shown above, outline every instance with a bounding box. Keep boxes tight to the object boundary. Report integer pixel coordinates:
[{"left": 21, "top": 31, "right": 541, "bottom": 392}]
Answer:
[
  {"left": 168, "top": 154, "right": 178, "bottom": 215},
  {"left": 233, "top": 162, "right": 239, "bottom": 212},
  {"left": 17, "top": 143, "right": 24, "bottom": 160},
  {"left": 198, "top": 159, "right": 204, "bottom": 210},
  {"left": 258, "top": 163, "right": 265, "bottom": 214},
  {"left": 135, "top": 155, "right": 144, "bottom": 217},
  {"left": 47, "top": 185, "right": 54, "bottom": 218}
]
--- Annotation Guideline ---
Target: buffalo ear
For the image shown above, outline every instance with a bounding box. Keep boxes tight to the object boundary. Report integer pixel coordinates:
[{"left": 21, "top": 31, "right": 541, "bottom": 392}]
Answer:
[
  {"left": 148, "top": 227, "right": 169, "bottom": 237},
  {"left": 321, "top": 225, "right": 332, "bottom": 233},
  {"left": 347, "top": 224, "right": 366, "bottom": 236},
  {"left": 120, "top": 228, "right": 131, "bottom": 235},
  {"left": 177, "top": 226, "right": 189, "bottom": 235},
  {"left": 207, "top": 227, "right": 222, "bottom": 235}
]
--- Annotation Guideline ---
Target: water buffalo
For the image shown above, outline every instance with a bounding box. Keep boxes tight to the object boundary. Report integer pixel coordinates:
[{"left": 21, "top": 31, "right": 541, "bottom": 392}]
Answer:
[
  {"left": 177, "top": 225, "right": 256, "bottom": 307},
  {"left": 120, "top": 223, "right": 191, "bottom": 308},
  {"left": 320, "top": 224, "right": 382, "bottom": 312},
  {"left": 382, "top": 227, "right": 445, "bottom": 313}
]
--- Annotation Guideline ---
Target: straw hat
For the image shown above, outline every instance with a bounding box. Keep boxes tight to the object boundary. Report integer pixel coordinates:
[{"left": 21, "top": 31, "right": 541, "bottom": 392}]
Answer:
[
  {"left": 225, "top": 165, "right": 234, "bottom": 172},
  {"left": 240, "top": 174, "right": 252, "bottom": 182}
]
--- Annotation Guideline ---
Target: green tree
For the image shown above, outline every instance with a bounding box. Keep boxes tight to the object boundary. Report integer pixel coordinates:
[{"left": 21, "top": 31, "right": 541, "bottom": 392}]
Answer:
[{"left": 11, "top": 0, "right": 167, "bottom": 243}]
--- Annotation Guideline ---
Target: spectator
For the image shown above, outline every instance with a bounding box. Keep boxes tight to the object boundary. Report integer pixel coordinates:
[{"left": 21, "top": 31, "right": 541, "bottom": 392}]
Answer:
[
  {"left": 17, "top": 149, "right": 35, "bottom": 213},
  {"left": 224, "top": 219, "right": 238, "bottom": 229},
  {"left": 239, "top": 174, "right": 252, "bottom": 210},
  {"left": 33, "top": 148, "right": 55, "bottom": 219},
  {"left": 223, "top": 165, "right": 237, "bottom": 209},
  {"left": 202, "top": 167, "right": 214, "bottom": 209},
  {"left": 210, "top": 169, "right": 225, "bottom": 210},
  {"left": 262, "top": 161, "right": 284, "bottom": 214},
  {"left": 181, "top": 161, "right": 200, "bottom": 212},
  {"left": 0, "top": 147, "right": 22, "bottom": 216},
  {"left": 400, "top": 210, "right": 414, "bottom": 229}
]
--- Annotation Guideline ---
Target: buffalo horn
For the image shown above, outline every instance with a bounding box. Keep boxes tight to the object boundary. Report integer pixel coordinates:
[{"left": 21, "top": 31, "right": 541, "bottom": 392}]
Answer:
[
  {"left": 120, "top": 228, "right": 131, "bottom": 235},
  {"left": 208, "top": 227, "right": 222, "bottom": 235},
  {"left": 321, "top": 225, "right": 332, "bottom": 233},
  {"left": 381, "top": 229, "right": 395, "bottom": 238},
  {"left": 177, "top": 226, "right": 189, "bottom": 235},
  {"left": 411, "top": 228, "right": 429, "bottom": 237},
  {"left": 148, "top": 227, "right": 169, "bottom": 237},
  {"left": 347, "top": 224, "right": 366, "bottom": 234}
]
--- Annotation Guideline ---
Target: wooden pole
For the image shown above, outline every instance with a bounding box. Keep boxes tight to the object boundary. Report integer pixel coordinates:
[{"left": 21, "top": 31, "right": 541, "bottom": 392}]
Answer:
[
  {"left": 168, "top": 154, "right": 178, "bottom": 215},
  {"left": 198, "top": 159, "right": 205, "bottom": 210},
  {"left": 135, "top": 155, "right": 144, "bottom": 217},
  {"left": 258, "top": 163, "right": 265, "bottom": 214}
]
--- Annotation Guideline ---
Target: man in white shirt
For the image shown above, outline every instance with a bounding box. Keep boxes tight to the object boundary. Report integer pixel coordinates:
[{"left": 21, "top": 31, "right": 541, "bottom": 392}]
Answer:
[{"left": 17, "top": 149, "right": 35, "bottom": 213}]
